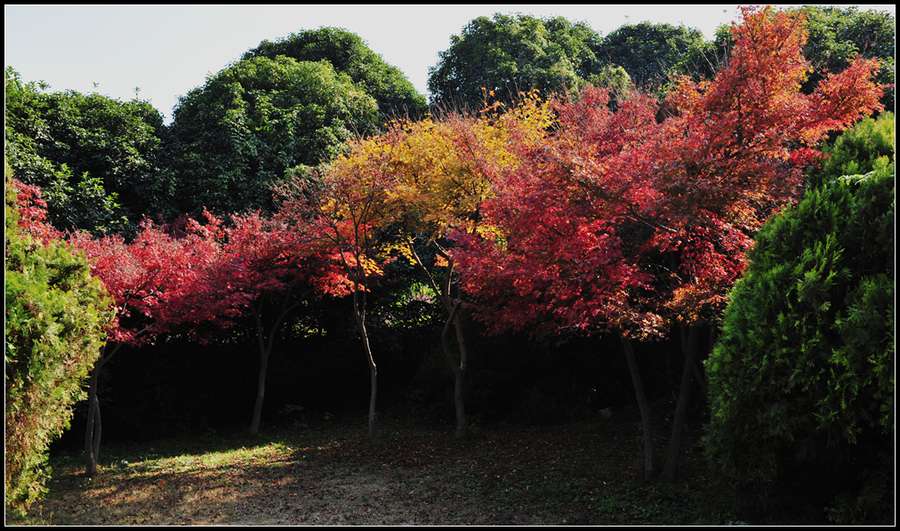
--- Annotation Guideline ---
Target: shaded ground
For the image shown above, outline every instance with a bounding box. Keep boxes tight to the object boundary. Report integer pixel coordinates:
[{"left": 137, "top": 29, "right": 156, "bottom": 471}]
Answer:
[{"left": 7, "top": 414, "right": 739, "bottom": 526}]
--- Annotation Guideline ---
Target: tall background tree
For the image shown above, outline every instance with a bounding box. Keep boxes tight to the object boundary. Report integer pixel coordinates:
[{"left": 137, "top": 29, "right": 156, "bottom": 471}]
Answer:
[
  {"left": 242, "top": 26, "right": 427, "bottom": 120},
  {"left": 5, "top": 67, "right": 166, "bottom": 237},
  {"left": 5, "top": 171, "right": 115, "bottom": 513},
  {"left": 427, "top": 13, "right": 604, "bottom": 111},
  {"left": 164, "top": 56, "right": 380, "bottom": 217},
  {"left": 594, "top": 22, "right": 707, "bottom": 89}
]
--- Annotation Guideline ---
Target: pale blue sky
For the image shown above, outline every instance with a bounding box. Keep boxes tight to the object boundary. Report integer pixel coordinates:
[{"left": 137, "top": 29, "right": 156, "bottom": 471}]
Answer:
[{"left": 5, "top": 4, "right": 895, "bottom": 124}]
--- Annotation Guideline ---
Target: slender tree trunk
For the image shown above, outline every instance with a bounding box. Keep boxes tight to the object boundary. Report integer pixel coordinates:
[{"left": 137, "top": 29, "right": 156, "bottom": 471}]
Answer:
[
  {"left": 248, "top": 291, "right": 305, "bottom": 436},
  {"left": 84, "top": 366, "right": 102, "bottom": 478},
  {"left": 617, "top": 329, "right": 657, "bottom": 482},
  {"left": 662, "top": 322, "right": 700, "bottom": 483},
  {"left": 249, "top": 304, "right": 271, "bottom": 437},
  {"left": 361, "top": 320, "right": 379, "bottom": 447},
  {"left": 442, "top": 302, "right": 468, "bottom": 438},
  {"left": 249, "top": 349, "right": 269, "bottom": 437},
  {"left": 352, "top": 288, "right": 379, "bottom": 447},
  {"left": 84, "top": 342, "right": 121, "bottom": 477},
  {"left": 368, "top": 353, "right": 379, "bottom": 447},
  {"left": 410, "top": 243, "right": 470, "bottom": 438}
]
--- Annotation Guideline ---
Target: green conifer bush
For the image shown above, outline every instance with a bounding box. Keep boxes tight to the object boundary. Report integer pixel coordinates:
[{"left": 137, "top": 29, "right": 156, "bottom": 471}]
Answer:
[
  {"left": 705, "top": 117, "right": 894, "bottom": 523},
  {"left": 5, "top": 168, "right": 115, "bottom": 514}
]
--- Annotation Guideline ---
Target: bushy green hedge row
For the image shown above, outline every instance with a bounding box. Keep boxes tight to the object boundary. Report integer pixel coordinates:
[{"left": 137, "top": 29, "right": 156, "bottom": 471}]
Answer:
[{"left": 705, "top": 114, "right": 894, "bottom": 524}]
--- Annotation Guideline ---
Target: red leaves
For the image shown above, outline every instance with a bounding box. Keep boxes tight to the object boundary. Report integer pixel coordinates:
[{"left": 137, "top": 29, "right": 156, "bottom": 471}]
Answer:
[
  {"left": 173, "top": 209, "right": 350, "bottom": 334},
  {"left": 808, "top": 56, "right": 884, "bottom": 134},
  {"left": 448, "top": 84, "right": 673, "bottom": 338},
  {"left": 450, "top": 5, "right": 883, "bottom": 338},
  {"left": 63, "top": 218, "right": 220, "bottom": 345},
  {"left": 9, "top": 176, "right": 344, "bottom": 345},
  {"left": 8, "top": 179, "right": 61, "bottom": 244}
]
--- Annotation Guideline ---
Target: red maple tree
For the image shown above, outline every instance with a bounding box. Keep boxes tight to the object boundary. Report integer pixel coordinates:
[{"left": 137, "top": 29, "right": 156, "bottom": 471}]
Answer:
[
  {"left": 276, "top": 159, "right": 400, "bottom": 447},
  {"left": 451, "top": 5, "right": 883, "bottom": 482},
  {"left": 64, "top": 217, "right": 218, "bottom": 476},
  {"left": 179, "top": 209, "right": 351, "bottom": 436}
]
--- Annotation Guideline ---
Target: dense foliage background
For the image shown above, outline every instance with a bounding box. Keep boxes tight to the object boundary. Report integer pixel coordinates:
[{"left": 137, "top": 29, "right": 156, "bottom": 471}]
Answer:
[
  {"left": 242, "top": 27, "right": 428, "bottom": 121},
  {"left": 5, "top": 6, "right": 894, "bottom": 524},
  {"left": 427, "top": 13, "right": 606, "bottom": 110},
  {"left": 4, "top": 68, "right": 166, "bottom": 237}
]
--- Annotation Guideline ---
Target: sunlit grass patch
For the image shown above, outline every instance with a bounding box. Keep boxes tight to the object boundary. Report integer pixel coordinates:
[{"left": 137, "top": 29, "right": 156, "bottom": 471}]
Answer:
[{"left": 7, "top": 419, "right": 746, "bottom": 526}]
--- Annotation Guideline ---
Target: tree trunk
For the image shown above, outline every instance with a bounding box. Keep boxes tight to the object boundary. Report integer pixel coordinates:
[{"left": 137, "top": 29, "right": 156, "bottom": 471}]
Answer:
[
  {"left": 368, "top": 360, "right": 379, "bottom": 447},
  {"left": 662, "top": 322, "right": 700, "bottom": 483},
  {"left": 249, "top": 349, "right": 269, "bottom": 436},
  {"left": 84, "top": 366, "right": 102, "bottom": 478},
  {"left": 249, "top": 304, "right": 271, "bottom": 436},
  {"left": 410, "top": 243, "right": 470, "bottom": 439},
  {"left": 84, "top": 343, "right": 120, "bottom": 477},
  {"left": 361, "top": 321, "right": 379, "bottom": 447},
  {"left": 248, "top": 293, "right": 304, "bottom": 436},
  {"left": 443, "top": 302, "right": 468, "bottom": 438},
  {"left": 352, "top": 289, "right": 379, "bottom": 447},
  {"left": 617, "top": 329, "right": 657, "bottom": 482}
]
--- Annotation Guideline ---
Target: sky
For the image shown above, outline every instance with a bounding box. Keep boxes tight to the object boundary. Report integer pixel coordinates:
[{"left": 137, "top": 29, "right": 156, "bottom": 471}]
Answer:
[{"left": 5, "top": 4, "right": 896, "bottom": 124}]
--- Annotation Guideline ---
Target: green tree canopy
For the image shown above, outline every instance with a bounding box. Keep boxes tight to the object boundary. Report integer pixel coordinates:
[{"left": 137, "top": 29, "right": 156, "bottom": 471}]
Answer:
[
  {"left": 595, "top": 21, "right": 707, "bottom": 89},
  {"left": 165, "top": 55, "right": 380, "bottom": 216},
  {"left": 242, "top": 27, "right": 427, "bottom": 120},
  {"left": 427, "top": 13, "right": 604, "bottom": 111},
  {"left": 4, "top": 67, "right": 166, "bottom": 236},
  {"left": 5, "top": 169, "right": 115, "bottom": 515}
]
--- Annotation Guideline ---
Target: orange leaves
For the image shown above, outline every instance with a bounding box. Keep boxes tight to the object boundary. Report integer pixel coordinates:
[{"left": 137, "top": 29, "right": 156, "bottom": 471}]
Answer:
[
  {"left": 808, "top": 56, "right": 884, "bottom": 137},
  {"left": 433, "top": 253, "right": 450, "bottom": 269},
  {"left": 658, "top": 6, "right": 883, "bottom": 241},
  {"left": 667, "top": 5, "right": 882, "bottom": 165}
]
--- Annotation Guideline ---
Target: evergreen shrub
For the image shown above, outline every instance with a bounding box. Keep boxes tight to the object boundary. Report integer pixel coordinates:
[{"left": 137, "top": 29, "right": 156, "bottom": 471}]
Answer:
[
  {"left": 5, "top": 169, "right": 115, "bottom": 514},
  {"left": 705, "top": 132, "right": 894, "bottom": 523}
]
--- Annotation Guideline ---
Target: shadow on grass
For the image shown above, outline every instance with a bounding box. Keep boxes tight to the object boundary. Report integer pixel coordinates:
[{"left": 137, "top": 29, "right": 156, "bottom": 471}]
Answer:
[{"left": 8, "top": 418, "right": 746, "bottom": 526}]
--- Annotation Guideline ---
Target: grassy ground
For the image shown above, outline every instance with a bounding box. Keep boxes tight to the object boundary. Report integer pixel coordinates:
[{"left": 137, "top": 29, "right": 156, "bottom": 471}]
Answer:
[{"left": 6, "top": 413, "right": 747, "bottom": 526}]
